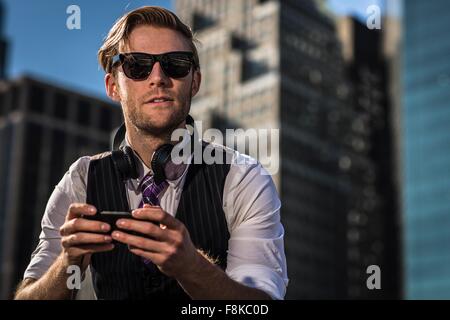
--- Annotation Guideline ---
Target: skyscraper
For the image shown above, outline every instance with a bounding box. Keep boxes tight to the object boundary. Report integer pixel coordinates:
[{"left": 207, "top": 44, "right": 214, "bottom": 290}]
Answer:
[
  {"left": 176, "top": 0, "right": 401, "bottom": 299},
  {"left": 337, "top": 15, "right": 401, "bottom": 299},
  {"left": 0, "top": 76, "right": 122, "bottom": 299},
  {"left": 403, "top": 0, "right": 450, "bottom": 299},
  {"left": 176, "top": 0, "right": 345, "bottom": 298}
]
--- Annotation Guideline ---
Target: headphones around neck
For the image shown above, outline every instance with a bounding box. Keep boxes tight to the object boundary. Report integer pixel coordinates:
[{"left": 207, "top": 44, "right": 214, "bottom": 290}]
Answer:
[{"left": 111, "top": 115, "right": 196, "bottom": 185}]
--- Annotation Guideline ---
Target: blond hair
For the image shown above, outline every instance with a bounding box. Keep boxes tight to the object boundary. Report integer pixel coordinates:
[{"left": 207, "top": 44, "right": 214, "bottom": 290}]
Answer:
[{"left": 98, "top": 6, "right": 200, "bottom": 73}]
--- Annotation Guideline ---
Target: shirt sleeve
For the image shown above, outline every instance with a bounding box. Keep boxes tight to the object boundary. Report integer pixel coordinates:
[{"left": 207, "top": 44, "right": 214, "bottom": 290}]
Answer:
[
  {"left": 23, "top": 156, "right": 90, "bottom": 280},
  {"left": 224, "top": 152, "right": 289, "bottom": 300}
]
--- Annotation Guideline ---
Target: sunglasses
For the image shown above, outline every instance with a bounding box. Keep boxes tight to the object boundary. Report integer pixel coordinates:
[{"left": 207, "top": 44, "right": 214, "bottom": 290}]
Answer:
[{"left": 112, "top": 51, "right": 196, "bottom": 80}]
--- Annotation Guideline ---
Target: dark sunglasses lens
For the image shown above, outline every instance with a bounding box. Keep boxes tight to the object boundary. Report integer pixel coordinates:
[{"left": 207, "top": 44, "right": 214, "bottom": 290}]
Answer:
[
  {"left": 163, "top": 54, "right": 193, "bottom": 78},
  {"left": 122, "top": 55, "right": 154, "bottom": 80}
]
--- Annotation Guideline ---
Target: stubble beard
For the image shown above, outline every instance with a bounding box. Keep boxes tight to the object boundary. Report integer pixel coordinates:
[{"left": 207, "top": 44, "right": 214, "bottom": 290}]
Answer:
[{"left": 126, "top": 92, "right": 191, "bottom": 140}]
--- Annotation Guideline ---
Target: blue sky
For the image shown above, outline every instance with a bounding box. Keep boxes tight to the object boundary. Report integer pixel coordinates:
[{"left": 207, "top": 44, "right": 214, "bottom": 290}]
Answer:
[
  {"left": 2, "top": 0, "right": 173, "bottom": 100},
  {"left": 328, "top": 0, "right": 384, "bottom": 19},
  {"left": 2, "top": 0, "right": 391, "bottom": 101}
]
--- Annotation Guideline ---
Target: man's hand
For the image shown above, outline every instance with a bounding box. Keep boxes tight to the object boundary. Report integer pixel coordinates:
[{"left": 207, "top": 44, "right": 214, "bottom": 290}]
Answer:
[
  {"left": 59, "top": 203, "right": 114, "bottom": 270},
  {"left": 15, "top": 203, "right": 115, "bottom": 300},
  {"left": 111, "top": 204, "right": 199, "bottom": 278},
  {"left": 111, "top": 203, "right": 271, "bottom": 300}
]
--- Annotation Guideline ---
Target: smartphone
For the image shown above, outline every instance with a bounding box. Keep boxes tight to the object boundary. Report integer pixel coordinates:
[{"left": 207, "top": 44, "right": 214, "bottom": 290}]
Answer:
[
  {"left": 92, "top": 211, "right": 135, "bottom": 234},
  {"left": 87, "top": 211, "right": 155, "bottom": 237}
]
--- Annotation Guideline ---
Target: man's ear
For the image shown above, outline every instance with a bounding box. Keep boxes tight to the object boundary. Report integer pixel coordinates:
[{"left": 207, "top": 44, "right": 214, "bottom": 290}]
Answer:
[
  {"left": 191, "top": 70, "right": 202, "bottom": 97},
  {"left": 105, "top": 73, "right": 121, "bottom": 102}
]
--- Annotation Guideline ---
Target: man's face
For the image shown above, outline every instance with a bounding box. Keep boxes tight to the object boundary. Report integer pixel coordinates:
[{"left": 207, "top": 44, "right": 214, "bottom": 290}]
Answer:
[{"left": 106, "top": 25, "right": 201, "bottom": 136}]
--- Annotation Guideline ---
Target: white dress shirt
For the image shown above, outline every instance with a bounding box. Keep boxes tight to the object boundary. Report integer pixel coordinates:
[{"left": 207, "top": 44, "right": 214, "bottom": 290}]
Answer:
[{"left": 23, "top": 140, "right": 289, "bottom": 300}]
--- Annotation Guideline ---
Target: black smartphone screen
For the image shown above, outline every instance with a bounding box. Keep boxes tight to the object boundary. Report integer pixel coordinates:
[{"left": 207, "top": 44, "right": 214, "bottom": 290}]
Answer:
[
  {"left": 85, "top": 211, "right": 156, "bottom": 238},
  {"left": 101, "top": 211, "right": 133, "bottom": 231},
  {"left": 85, "top": 211, "right": 134, "bottom": 234}
]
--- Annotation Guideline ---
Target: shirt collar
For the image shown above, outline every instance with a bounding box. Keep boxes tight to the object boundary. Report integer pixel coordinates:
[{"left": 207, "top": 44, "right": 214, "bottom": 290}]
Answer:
[{"left": 123, "top": 130, "right": 192, "bottom": 190}]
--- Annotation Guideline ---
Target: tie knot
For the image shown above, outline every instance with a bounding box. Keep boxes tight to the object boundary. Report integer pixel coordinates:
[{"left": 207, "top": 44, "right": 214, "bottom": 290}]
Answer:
[{"left": 139, "top": 174, "right": 168, "bottom": 206}]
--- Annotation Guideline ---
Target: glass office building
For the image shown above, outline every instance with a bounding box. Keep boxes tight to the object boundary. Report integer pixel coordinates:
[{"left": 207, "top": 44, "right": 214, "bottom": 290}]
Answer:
[{"left": 403, "top": 0, "right": 450, "bottom": 299}]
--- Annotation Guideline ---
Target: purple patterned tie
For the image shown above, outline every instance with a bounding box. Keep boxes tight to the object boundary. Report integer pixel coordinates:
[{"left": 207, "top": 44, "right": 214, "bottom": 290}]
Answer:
[
  {"left": 138, "top": 174, "right": 168, "bottom": 269},
  {"left": 139, "top": 174, "right": 168, "bottom": 208}
]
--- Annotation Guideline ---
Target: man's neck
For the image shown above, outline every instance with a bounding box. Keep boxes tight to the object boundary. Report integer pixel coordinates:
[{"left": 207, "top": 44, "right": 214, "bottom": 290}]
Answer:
[{"left": 125, "top": 121, "right": 185, "bottom": 169}]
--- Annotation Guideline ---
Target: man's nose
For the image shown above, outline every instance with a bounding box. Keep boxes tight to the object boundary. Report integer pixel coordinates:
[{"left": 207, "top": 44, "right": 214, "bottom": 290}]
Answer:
[{"left": 147, "top": 62, "right": 168, "bottom": 87}]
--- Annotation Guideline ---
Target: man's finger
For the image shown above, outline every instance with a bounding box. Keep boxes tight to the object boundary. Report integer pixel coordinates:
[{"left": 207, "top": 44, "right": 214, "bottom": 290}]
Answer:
[
  {"left": 111, "top": 230, "right": 165, "bottom": 253},
  {"left": 62, "top": 232, "right": 112, "bottom": 248},
  {"left": 131, "top": 206, "right": 179, "bottom": 229},
  {"left": 128, "top": 248, "right": 163, "bottom": 265},
  {"left": 116, "top": 219, "right": 166, "bottom": 240},
  {"left": 67, "top": 203, "right": 97, "bottom": 221},
  {"left": 60, "top": 218, "right": 110, "bottom": 236},
  {"left": 67, "top": 244, "right": 115, "bottom": 257}
]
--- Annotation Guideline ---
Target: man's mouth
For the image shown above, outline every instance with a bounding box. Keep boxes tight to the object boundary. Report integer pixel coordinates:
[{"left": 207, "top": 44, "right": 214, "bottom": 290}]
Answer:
[{"left": 145, "top": 96, "right": 174, "bottom": 105}]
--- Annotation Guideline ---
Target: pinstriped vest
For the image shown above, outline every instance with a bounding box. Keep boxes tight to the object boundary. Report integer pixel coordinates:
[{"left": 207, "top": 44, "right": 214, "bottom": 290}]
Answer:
[{"left": 86, "top": 143, "right": 231, "bottom": 300}]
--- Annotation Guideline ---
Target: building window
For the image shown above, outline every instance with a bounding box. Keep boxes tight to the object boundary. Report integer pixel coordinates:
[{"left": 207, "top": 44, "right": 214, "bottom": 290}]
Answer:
[
  {"left": 192, "top": 12, "right": 215, "bottom": 32},
  {"left": 99, "top": 106, "right": 113, "bottom": 131},
  {"left": 29, "top": 84, "right": 45, "bottom": 113},
  {"left": 53, "top": 92, "right": 68, "bottom": 121},
  {"left": 49, "top": 129, "right": 67, "bottom": 189},
  {"left": 10, "top": 86, "right": 19, "bottom": 112},
  {"left": 241, "top": 57, "right": 269, "bottom": 82},
  {"left": 76, "top": 100, "right": 91, "bottom": 126}
]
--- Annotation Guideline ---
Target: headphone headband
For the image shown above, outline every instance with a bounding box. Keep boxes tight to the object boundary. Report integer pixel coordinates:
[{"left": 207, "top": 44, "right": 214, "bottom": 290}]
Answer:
[{"left": 111, "top": 115, "right": 196, "bottom": 184}]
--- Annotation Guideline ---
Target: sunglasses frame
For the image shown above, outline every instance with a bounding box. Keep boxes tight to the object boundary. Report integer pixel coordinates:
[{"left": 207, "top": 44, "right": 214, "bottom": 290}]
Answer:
[{"left": 111, "top": 51, "right": 196, "bottom": 80}]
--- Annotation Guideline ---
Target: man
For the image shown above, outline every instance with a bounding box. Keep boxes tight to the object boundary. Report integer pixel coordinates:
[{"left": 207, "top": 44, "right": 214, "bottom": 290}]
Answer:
[{"left": 14, "top": 6, "right": 288, "bottom": 300}]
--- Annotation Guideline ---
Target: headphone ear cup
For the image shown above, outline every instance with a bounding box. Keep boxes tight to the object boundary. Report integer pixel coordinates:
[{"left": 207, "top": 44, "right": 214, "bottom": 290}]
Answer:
[
  {"left": 151, "top": 144, "right": 173, "bottom": 185},
  {"left": 186, "top": 114, "right": 194, "bottom": 127},
  {"left": 111, "top": 146, "right": 139, "bottom": 180},
  {"left": 123, "top": 146, "right": 139, "bottom": 179}
]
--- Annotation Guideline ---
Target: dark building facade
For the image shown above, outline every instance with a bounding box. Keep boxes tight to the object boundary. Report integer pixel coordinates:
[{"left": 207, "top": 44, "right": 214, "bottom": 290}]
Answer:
[
  {"left": 278, "top": 0, "right": 351, "bottom": 299},
  {"left": 338, "top": 17, "right": 401, "bottom": 299},
  {"left": 0, "top": 76, "right": 122, "bottom": 299},
  {"left": 176, "top": 0, "right": 401, "bottom": 299}
]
